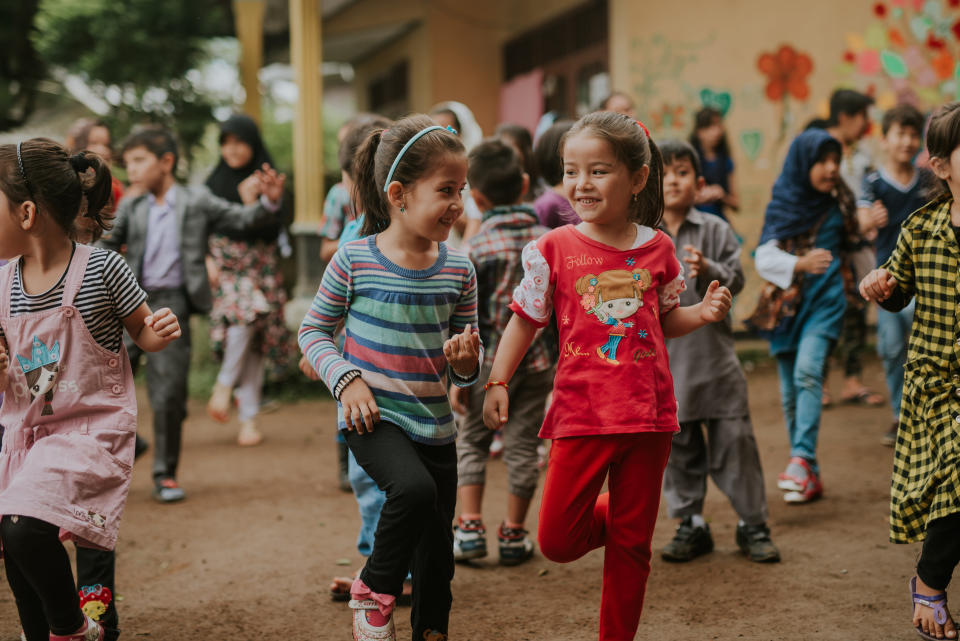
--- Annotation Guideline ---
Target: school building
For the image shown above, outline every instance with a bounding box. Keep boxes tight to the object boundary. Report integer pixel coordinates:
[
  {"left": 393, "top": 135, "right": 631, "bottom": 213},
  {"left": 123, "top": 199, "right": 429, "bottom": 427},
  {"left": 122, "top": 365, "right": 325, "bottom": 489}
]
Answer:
[{"left": 247, "top": 0, "right": 956, "bottom": 318}]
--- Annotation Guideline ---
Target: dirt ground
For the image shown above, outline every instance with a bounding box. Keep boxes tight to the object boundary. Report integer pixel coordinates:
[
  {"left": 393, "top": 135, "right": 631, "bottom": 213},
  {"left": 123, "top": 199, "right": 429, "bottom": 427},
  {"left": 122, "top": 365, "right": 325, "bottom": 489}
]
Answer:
[{"left": 0, "top": 358, "right": 929, "bottom": 640}]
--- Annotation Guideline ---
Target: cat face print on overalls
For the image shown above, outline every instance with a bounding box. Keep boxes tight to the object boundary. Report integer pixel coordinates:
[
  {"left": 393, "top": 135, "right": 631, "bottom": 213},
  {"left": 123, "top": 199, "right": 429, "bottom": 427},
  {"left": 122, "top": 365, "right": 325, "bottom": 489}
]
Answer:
[
  {"left": 575, "top": 268, "right": 652, "bottom": 365},
  {"left": 16, "top": 336, "right": 61, "bottom": 416}
]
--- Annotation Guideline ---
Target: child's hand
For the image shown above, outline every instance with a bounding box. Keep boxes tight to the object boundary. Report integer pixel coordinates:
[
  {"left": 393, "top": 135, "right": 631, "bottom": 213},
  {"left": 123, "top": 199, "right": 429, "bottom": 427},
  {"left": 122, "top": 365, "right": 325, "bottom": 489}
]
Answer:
[
  {"left": 237, "top": 173, "right": 262, "bottom": 205},
  {"left": 298, "top": 355, "right": 320, "bottom": 381},
  {"left": 859, "top": 268, "right": 898, "bottom": 302},
  {"left": 699, "top": 280, "right": 732, "bottom": 323},
  {"left": 255, "top": 164, "right": 286, "bottom": 204},
  {"left": 444, "top": 324, "right": 481, "bottom": 379},
  {"left": 483, "top": 385, "right": 509, "bottom": 430},
  {"left": 869, "top": 201, "right": 889, "bottom": 229},
  {"left": 340, "top": 377, "right": 380, "bottom": 433},
  {"left": 682, "top": 244, "right": 708, "bottom": 279},
  {"left": 449, "top": 384, "right": 470, "bottom": 415},
  {"left": 144, "top": 308, "right": 181, "bottom": 342},
  {"left": 795, "top": 248, "right": 833, "bottom": 275},
  {"left": 0, "top": 342, "right": 8, "bottom": 391}
]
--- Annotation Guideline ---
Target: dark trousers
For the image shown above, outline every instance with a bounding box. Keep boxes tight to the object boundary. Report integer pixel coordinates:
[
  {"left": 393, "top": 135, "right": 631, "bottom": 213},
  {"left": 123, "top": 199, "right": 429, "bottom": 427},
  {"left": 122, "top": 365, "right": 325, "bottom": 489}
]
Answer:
[
  {"left": 917, "top": 513, "right": 960, "bottom": 591},
  {"left": 345, "top": 423, "right": 457, "bottom": 640},
  {"left": 126, "top": 288, "right": 192, "bottom": 482},
  {"left": 1, "top": 515, "right": 84, "bottom": 640},
  {"left": 76, "top": 547, "right": 119, "bottom": 641}
]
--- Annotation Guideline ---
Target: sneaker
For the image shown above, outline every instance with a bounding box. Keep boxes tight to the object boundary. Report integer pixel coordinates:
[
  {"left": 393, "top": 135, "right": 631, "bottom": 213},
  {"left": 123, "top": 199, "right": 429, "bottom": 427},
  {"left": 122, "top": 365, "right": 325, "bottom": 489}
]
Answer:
[
  {"left": 780, "top": 458, "right": 823, "bottom": 504},
  {"left": 49, "top": 614, "right": 104, "bottom": 641},
  {"left": 453, "top": 518, "right": 487, "bottom": 561},
  {"left": 882, "top": 421, "right": 898, "bottom": 447},
  {"left": 777, "top": 456, "right": 811, "bottom": 492},
  {"left": 349, "top": 599, "right": 396, "bottom": 641},
  {"left": 661, "top": 517, "right": 714, "bottom": 562},
  {"left": 735, "top": 522, "right": 781, "bottom": 563},
  {"left": 497, "top": 523, "right": 534, "bottom": 566},
  {"left": 152, "top": 478, "right": 186, "bottom": 503}
]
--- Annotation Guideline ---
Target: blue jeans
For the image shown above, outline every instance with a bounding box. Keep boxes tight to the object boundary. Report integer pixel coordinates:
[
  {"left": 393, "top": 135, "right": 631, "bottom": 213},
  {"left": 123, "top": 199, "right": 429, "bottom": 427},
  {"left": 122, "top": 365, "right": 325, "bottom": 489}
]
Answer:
[
  {"left": 775, "top": 333, "right": 833, "bottom": 472},
  {"left": 876, "top": 301, "right": 914, "bottom": 422},
  {"left": 348, "top": 447, "right": 386, "bottom": 557}
]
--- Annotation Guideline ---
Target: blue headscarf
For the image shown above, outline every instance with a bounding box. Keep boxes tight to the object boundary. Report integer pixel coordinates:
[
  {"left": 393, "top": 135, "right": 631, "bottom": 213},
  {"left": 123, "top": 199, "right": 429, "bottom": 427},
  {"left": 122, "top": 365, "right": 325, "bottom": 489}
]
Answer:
[{"left": 758, "top": 129, "right": 843, "bottom": 245}]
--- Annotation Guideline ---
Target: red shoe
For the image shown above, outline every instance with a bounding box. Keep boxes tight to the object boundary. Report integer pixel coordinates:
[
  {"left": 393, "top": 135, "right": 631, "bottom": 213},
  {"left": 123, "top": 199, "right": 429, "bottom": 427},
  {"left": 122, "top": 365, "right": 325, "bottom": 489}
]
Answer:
[{"left": 780, "top": 458, "right": 823, "bottom": 504}]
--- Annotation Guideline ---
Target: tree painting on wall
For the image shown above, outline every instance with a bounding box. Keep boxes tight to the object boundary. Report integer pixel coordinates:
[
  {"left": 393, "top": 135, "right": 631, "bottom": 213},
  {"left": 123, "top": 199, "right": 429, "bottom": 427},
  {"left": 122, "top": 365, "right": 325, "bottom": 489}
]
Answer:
[
  {"left": 839, "top": 0, "right": 960, "bottom": 110},
  {"left": 756, "top": 44, "right": 814, "bottom": 143}
]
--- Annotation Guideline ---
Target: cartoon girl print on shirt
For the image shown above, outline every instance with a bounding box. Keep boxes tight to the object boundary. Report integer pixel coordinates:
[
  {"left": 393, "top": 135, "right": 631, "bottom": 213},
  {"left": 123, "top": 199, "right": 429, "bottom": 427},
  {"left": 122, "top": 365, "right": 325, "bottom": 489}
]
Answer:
[
  {"left": 16, "top": 336, "right": 61, "bottom": 415},
  {"left": 575, "top": 268, "right": 652, "bottom": 365}
]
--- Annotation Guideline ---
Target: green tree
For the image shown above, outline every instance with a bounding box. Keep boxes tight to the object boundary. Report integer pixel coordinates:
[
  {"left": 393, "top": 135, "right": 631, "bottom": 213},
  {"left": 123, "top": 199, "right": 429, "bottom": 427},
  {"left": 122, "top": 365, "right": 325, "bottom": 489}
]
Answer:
[
  {"left": 0, "top": 0, "right": 44, "bottom": 131},
  {"left": 34, "top": 0, "right": 231, "bottom": 164}
]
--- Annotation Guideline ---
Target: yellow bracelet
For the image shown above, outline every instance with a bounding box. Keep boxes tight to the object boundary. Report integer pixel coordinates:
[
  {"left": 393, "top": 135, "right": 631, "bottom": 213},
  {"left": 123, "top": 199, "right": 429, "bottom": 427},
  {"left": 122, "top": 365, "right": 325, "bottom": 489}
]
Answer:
[{"left": 483, "top": 379, "right": 509, "bottom": 391}]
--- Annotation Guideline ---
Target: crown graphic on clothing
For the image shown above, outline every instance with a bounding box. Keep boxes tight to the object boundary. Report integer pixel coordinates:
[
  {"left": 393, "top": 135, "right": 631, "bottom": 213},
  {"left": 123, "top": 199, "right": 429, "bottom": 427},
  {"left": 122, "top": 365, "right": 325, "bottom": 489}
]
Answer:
[{"left": 17, "top": 336, "right": 61, "bottom": 374}]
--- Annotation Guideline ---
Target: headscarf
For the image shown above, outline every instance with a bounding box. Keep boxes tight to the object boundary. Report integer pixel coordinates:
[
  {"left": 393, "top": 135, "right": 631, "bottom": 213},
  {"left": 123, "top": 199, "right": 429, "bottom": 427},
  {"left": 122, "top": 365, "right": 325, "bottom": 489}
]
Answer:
[
  {"left": 205, "top": 114, "right": 274, "bottom": 204},
  {"left": 430, "top": 101, "right": 483, "bottom": 151},
  {"left": 759, "top": 129, "right": 843, "bottom": 245}
]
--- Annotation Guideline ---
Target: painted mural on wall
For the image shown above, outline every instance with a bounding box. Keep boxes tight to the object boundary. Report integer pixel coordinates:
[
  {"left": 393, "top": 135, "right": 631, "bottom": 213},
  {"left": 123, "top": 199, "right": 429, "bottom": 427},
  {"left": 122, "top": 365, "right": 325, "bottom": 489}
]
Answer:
[
  {"left": 840, "top": 0, "right": 960, "bottom": 109},
  {"left": 756, "top": 45, "right": 815, "bottom": 143}
]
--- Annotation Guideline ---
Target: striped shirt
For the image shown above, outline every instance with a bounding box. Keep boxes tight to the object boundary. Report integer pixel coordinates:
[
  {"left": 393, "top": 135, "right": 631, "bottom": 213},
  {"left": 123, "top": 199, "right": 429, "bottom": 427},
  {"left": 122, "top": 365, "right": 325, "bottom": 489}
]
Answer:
[
  {"left": 0, "top": 244, "right": 147, "bottom": 353},
  {"left": 299, "top": 235, "right": 480, "bottom": 445}
]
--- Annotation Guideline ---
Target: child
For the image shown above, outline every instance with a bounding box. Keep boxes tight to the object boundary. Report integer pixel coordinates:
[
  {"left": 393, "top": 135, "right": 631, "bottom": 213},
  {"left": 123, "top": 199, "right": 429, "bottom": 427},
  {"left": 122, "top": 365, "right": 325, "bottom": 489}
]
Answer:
[
  {"left": 753, "top": 129, "right": 863, "bottom": 503},
  {"left": 860, "top": 101, "right": 960, "bottom": 641},
  {"left": 451, "top": 138, "right": 551, "bottom": 566},
  {"left": 99, "top": 126, "right": 285, "bottom": 503},
  {"left": 857, "top": 104, "right": 931, "bottom": 446},
  {"left": 482, "top": 112, "right": 733, "bottom": 641},
  {"left": 532, "top": 120, "right": 578, "bottom": 229},
  {"left": 299, "top": 114, "right": 482, "bottom": 641},
  {"left": 689, "top": 107, "right": 739, "bottom": 220},
  {"left": 657, "top": 140, "right": 779, "bottom": 563},
  {"left": 495, "top": 123, "right": 542, "bottom": 201},
  {"left": 204, "top": 114, "right": 294, "bottom": 447},
  {"left": 0, "top": 138, "right": 181, "bottom": 641}
]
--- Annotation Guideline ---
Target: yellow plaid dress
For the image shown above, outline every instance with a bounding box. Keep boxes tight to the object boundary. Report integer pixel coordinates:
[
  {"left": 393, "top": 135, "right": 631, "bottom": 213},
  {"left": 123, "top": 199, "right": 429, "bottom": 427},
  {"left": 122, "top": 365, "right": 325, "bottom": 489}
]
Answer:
[{"left": 883, "top": 194, "right": 960, "bottom": 543}]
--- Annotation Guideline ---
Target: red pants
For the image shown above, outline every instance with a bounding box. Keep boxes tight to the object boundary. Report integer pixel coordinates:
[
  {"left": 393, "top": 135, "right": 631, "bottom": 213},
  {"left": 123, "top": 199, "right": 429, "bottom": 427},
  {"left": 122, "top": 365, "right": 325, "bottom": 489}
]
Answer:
[{"left": 538, "top": 432, "right": 673, "bottom": 641}]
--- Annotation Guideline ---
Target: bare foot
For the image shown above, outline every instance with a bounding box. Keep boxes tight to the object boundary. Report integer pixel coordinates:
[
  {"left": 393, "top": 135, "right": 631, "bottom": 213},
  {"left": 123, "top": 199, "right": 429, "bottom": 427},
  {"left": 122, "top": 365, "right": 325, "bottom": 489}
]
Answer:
[{"left": 914, "top": 576, "right": 957, "bottom": 639}]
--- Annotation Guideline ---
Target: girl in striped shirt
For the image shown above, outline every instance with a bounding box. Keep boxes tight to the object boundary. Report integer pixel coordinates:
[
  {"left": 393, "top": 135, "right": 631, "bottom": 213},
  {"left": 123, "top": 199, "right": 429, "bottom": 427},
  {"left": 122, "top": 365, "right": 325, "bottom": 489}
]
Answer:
[{"left": 299, "top": 115, "right": 481, "bottom": 641}]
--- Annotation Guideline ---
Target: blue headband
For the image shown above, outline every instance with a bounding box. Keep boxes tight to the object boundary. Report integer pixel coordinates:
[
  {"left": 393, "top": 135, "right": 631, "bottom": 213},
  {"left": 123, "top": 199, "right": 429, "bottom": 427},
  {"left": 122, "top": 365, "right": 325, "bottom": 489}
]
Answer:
[{"left": 382, "top": 125, "right": 457, "bottom": 192}]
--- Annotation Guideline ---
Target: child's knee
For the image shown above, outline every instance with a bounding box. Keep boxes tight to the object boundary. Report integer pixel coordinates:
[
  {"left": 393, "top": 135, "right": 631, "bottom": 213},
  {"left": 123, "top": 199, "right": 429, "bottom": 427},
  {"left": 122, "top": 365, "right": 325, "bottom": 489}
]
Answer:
[
  {"left": 392, "top": 476, "right": 437, "bottom": 513},
  {"left": 0, "top": 515, "right": 54, "bottom": 556},
  {"left": 538, "top": 528, "right": 581, "bottom": 563}
]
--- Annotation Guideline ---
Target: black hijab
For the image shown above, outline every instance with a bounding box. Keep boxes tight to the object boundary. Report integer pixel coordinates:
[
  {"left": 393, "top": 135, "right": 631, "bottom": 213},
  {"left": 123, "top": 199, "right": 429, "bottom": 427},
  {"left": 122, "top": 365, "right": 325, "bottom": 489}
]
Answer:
[{"left": 205, "top": 114, "right": 274, "bottom": 204}]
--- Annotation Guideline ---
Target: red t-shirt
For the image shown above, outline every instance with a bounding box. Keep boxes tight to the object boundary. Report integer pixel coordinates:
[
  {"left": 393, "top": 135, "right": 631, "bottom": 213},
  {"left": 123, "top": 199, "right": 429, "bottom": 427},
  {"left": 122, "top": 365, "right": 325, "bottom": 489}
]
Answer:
[{"left": 510, "top": 225, "right": 683, "bottom": 439}]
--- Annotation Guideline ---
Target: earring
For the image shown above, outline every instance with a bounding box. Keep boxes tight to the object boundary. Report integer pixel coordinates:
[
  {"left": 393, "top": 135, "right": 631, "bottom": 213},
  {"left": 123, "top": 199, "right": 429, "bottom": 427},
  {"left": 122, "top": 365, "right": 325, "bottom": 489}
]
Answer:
[
  {"left": 632, "top": 193, "right": 640, "bottom": 203},
  {"left": 400, "top": 203, "right": 406, "bottom": 214}
]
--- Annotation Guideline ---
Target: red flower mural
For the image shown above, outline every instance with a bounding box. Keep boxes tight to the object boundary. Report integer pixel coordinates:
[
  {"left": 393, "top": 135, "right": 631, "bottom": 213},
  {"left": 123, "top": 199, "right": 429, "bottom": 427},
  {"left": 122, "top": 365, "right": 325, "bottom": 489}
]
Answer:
[{"left": 757, "top": 45, "right": 814, "bottom": 101}]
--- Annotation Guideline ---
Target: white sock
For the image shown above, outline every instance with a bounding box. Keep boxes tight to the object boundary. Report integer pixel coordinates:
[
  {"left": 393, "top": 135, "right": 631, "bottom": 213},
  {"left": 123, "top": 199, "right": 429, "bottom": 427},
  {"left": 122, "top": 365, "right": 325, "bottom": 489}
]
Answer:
[{"left": 691, "top": 514, "right": 706, "bottom": 528}]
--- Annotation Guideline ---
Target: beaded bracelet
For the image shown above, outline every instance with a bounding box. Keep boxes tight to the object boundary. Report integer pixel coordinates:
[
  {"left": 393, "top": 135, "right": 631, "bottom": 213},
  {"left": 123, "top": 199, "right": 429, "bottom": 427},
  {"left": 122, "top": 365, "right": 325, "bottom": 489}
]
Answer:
[
  {"left": 334, "top": 370, "right": 362, "bottom": 400},
  {"left": 483, "top": 380, "right": 509, "bottom": 391}
]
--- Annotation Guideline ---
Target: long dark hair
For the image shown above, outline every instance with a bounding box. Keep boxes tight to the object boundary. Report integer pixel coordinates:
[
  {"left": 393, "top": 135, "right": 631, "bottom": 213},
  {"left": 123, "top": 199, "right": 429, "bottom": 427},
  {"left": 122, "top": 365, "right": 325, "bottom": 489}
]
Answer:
[
  {"left": 689, "top": 107, "right": 731, "bottom": 159},
  {"left": 926, "top": 102, "right": 960, "bottom": 199},
  {"left": 0, "top": 138, "right": 113, "bottom": 239},
  {"left": 495, "top": 123, "right": 538, "bottom": 199},
  {"left": 559, "top": 111, "right": 664, "bottom": 228},
  {"left": 353, "top": 114, "right": 465, "bottom": 237}
]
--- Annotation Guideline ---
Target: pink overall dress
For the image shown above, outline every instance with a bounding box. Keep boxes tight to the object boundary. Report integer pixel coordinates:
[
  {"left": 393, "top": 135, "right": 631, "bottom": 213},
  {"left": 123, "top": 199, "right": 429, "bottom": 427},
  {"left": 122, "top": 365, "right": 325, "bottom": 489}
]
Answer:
[{"left": 0, "top": 243, "right": 137, "bottom": 551}]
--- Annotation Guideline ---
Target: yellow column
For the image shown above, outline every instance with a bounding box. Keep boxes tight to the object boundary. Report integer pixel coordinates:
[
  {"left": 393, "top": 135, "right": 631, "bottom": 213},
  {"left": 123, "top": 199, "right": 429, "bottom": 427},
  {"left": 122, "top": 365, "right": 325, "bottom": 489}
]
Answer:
[
  {"left": 233, "top": 0, "right": 266, "bottom": 123},
  {"left": 290, "top": 0, "right": 324, "bottom": 225}
]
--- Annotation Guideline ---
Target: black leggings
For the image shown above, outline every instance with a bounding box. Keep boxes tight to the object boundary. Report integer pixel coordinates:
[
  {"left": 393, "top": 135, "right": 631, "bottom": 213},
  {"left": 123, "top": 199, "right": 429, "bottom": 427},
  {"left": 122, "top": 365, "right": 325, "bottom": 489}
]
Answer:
[
  {"left": 917, "top": 513, "right": 960, "bottom": 591},
  {"left": 345, "top": 422, "right": 457, "bottom": 640},
  {"left": 1, "top": 515, "right": 85, "bottom": 640},
  {"left": 76, "top": 547, "right": 119, "bottom": 641}
]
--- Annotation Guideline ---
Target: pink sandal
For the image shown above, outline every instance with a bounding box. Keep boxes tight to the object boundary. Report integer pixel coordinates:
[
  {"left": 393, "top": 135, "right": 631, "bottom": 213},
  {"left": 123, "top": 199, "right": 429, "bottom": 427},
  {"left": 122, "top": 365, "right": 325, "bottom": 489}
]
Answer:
[{"left": 49, "top": 615, "right": 104, "bottom": 641}]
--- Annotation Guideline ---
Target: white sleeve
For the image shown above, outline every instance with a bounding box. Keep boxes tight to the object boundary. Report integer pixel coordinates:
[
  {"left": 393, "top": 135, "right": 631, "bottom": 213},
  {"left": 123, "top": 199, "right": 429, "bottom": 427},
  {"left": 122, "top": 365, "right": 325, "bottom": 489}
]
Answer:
[
  {"left": 512, "top": 241, "right": 553, "bottom": 325},
  {"left": 657, "top": 257, "right": 686, "bottom": 315},
  {"left": 755, "top": 240, "right": 798, "bottom": 289}
]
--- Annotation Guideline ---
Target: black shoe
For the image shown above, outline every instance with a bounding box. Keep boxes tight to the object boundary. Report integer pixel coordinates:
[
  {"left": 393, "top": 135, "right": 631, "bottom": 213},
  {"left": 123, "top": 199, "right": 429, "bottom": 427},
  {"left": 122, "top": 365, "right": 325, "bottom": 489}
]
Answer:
[
  {"left": 736, "top": 522, "right": 781, "bottom": 563},
  {"left": 337, "top": 440, "right": 351, "bottom": 492},
  {"left": 882, "top": 421, "right": 898, "bottom": 447},
  {"left": 152, "top": 478, "right": 186, "bottom": 503},
  {"left": 134, "top": 434, "right": 149, "bottom": 461},
  {"left": 661, "top": 517, "right": 714, "bottom": 562}
]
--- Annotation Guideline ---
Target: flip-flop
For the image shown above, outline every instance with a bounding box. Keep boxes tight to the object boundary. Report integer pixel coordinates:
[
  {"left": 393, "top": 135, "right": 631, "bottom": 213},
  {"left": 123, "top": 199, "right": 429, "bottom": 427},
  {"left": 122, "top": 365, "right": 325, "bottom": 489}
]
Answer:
[
  {"left": 841, "top": 389, "right": 885, "bottom": 407},
  {"left": 911, "top": 576, "right": 956, "bottom": 640},
  {"left": 329, "top": 576, "right": 353, "bottom": 602}
]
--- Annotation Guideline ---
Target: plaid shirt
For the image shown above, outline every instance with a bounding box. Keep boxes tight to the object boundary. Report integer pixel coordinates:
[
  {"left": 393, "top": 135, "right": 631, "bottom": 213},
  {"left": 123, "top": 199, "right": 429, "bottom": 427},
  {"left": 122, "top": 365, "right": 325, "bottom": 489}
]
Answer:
[
  {"left": 467, "top": 205, "right": 552, "bottom": 373},
  {"left": 881, "top": 194, "right": 960, "bottom": 543}
]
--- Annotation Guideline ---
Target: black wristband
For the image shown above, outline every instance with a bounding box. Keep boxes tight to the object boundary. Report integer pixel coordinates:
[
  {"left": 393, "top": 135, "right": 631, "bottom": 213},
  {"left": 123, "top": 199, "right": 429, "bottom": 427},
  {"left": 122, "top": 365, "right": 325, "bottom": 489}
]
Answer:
[{"left": 333, "top": 370, "right": 362, "bottom": 400}]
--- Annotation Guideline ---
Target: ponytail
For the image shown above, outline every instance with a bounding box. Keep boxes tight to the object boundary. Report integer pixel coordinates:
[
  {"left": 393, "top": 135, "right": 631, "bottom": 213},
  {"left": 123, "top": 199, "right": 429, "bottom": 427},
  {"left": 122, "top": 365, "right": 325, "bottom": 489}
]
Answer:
[
  {"left": 353, "top": 128, "right": 391, "bottom": 237},
  {"left": 70, "top": 150, "right": 115, "bottom": 240},
  {"left": 637, "top": 139, "right": 664, "bottom": 228}
]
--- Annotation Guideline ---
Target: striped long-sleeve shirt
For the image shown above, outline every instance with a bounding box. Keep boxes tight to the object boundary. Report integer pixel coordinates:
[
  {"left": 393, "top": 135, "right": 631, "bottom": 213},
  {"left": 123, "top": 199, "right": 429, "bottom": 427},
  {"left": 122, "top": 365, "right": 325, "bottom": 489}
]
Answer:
[{"left": 299, "top": 235, "right": 480, "bottom": 444}]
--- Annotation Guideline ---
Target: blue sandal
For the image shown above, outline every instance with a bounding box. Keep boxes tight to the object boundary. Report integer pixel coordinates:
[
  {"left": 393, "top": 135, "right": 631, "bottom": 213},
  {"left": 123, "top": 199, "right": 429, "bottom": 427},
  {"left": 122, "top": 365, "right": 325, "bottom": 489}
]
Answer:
[{"left": 912, "top": 576, "right": 955, "bottom": 640}]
